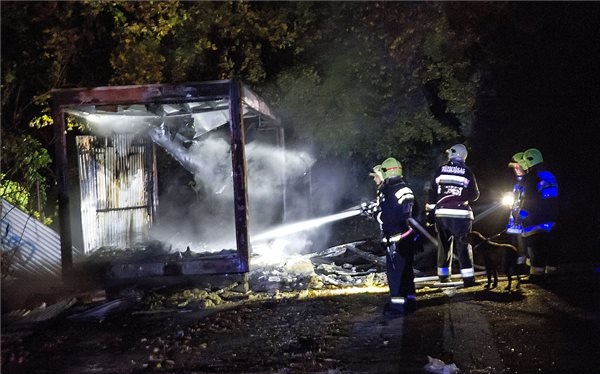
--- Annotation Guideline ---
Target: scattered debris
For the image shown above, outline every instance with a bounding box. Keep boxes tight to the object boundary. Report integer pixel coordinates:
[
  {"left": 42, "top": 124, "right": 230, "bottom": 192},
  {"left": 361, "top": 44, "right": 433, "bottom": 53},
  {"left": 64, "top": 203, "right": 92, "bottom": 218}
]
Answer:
[
  {"left": 2, "top": 297, "right": 77, "bottom": 325},
  {"left": 67, "top": 295, "right": 140, "bottom": 322},
  {"left": 0, "top": 239, "right": 423, "bottom": 329},
  {"left": 424, "top": 355, "right": 460, "bottom": 374}
]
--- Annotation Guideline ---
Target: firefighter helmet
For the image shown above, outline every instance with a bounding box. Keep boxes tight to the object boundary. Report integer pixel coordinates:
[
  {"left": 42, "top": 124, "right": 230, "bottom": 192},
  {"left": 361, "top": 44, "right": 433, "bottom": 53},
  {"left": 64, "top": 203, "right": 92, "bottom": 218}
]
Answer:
[
  {"left": 370, "top": 164, "right": 383, "bottom": 176},
  {"left": 369, "top": 165, "right": 384, "bottom": 184},
  {"left": 511, "top": 152, "right": 524, "bottom": 162},
  {"left": 381, "top": 157, "right": 402, "bottom": 179},
  {"left": 523, "top": 148, "right": 543, "bottom": 168},
  {"left": 508, "top": 151, "right": 529, "bottom": 170},
  {"left": 446, "top": 144, "right": 468, "bottom": 162}
]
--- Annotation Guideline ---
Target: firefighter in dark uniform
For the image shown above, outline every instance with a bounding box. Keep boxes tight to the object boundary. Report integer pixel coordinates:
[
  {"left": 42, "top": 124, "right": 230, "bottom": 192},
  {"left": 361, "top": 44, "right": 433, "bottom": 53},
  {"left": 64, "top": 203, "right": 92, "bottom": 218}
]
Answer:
[
  {"left": 506, "top": 152, "right": 529, "bottom": 274},
  {"left": 507, "top": 148, "right": 559, "bottom": 284},
  {"left": 426, "top": 144, "right": 480, "bottom": 287},
  {"left": 362, "top": 157, "right": 418, "bottom": 315}
]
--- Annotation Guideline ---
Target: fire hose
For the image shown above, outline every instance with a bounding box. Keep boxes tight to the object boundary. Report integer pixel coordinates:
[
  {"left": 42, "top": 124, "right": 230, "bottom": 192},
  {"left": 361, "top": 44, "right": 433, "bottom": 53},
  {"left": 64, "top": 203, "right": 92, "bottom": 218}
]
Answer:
[
  {"left": 353, "top": 201, "right": 438, "bottom": 247},
  {"left": 408, "top": 218, "right": 439, "bottom": 247}
]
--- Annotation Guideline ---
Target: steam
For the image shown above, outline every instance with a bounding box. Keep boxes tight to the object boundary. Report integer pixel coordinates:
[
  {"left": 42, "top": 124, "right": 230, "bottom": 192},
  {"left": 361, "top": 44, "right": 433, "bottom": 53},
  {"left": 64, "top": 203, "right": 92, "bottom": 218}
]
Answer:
[
  {"left": 70, "top": 107, "right": 357, "bottom": 261},
  {"left": 68, "top": 111, "right": 160, "bottom": 136},
  {"left": 146, "top": 123, "right": 317, "bottom": 253}
]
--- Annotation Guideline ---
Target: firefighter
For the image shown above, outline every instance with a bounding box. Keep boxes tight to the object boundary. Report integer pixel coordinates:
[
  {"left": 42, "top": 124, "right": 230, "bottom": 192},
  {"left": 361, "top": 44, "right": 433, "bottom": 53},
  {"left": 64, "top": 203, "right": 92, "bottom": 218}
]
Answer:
[
  {"left": 370, "top": 164, "right": 384, "bottom": 187},
  {"left": 362, "top": 157, "right": 418, "bottom": 315},
  {"left": 507, "top": 148, "right": 559, "bottom": 285},
  {"left": 361, "top": 164, "right": 383, "bottom": 215},
  {"left": 426, "top": 144, "right": 480, "bottom": 287},
  {"left": 506, "top": 152, "right": 529, "bottom": 275}
]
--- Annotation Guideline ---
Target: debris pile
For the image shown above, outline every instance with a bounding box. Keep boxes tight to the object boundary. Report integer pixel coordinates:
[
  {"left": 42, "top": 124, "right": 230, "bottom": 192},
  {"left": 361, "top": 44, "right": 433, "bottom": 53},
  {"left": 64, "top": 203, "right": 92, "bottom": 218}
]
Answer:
[
  {"left": 1, "top": 240, "right": 393, "bottom": 328},
  {"left": 248, "top": 245, "right": 388, "bottom": 293}
]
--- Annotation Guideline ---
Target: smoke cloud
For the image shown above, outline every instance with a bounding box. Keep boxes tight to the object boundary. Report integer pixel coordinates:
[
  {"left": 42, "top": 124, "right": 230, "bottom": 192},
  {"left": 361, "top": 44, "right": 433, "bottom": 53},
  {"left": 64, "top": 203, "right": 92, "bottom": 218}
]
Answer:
[
  {"left": 147, "top": 125, "right": 317, "bottom": 254},
  {"left": 70, "top": 107, "right": 364, "bottom": 259}
]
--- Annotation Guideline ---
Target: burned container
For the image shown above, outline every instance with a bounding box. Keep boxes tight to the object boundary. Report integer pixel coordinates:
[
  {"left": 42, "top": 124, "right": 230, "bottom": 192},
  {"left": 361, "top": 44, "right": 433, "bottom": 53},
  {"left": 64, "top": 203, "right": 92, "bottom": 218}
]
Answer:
[{"left": 50, "top": 79, "right": 285, "bottom": 282}]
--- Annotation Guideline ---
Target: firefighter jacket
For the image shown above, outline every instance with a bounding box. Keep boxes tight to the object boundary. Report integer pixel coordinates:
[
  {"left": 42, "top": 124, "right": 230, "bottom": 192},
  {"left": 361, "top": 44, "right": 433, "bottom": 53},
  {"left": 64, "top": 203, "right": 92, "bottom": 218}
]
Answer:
[
  {"left": 507, "top": 176, "right": 525, "bottom": 234},
  {"left": 428, "top": 159, "right": 480, "bottom": 220},
  {"left": 510, "top": 165, "right": 559, "bottom": 237},
  {"left": 376, "top": 176, "right": 418, "bottom": 239}
]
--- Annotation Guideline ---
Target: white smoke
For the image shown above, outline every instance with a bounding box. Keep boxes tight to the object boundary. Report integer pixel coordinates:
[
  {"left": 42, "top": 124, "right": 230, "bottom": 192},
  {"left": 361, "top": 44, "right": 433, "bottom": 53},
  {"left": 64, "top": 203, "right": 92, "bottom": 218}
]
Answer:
[
  {"left": 73, "top": 108, "right": 323, "bottom": 257},
  {"left": 148, "top": 129, "right": 317, "bottom": 253}
]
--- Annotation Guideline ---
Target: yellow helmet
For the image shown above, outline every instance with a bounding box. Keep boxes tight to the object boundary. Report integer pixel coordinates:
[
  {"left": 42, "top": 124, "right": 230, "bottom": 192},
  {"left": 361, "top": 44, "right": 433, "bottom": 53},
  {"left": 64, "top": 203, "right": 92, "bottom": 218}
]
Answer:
[
  {"left": 523, "top": 148, "right": 543, "bottom": 168},
  {"left": 381, "top": 157, "right": 403, "bottom": 179},
  {"left": 369, "top": 164, "right": 384, "bottom": 180},
  {"left": 508, "top": 151, "right": 529, "bottom": 171}
]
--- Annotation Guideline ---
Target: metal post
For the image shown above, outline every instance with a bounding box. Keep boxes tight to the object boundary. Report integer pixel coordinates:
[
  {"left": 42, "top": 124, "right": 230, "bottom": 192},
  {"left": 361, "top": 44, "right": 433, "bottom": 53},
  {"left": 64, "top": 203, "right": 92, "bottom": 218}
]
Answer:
[
  {"left": 229, "top": 78, "right": 250, "bottom": 272},
  {"left": 52, "top": 103, "right": 73, "bottom": 278}
]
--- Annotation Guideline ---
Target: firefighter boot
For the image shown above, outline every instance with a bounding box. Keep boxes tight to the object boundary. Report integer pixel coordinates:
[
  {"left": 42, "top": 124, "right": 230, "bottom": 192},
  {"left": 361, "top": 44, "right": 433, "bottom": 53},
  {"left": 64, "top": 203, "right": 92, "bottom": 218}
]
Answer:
[
  {"left": 384, "top": 296, "right": 417, "bottom": 316},
  {"left": 383, "top": 302, "right": 404, "bottom": 317},
  {"left": 543, "top": 266, "right": 558, "bottom": 287},
  {"left": 462, "top": 276, "right": 478, "bottom": 288},
  {"left": 438, "top": 276, "right": 451, "bottom": 284},
  {"left": 404, "top": 298, "right": 417, "bottom": 314},
  {"left": 516, "top": 256, "right": 529, "bottom": 278}
]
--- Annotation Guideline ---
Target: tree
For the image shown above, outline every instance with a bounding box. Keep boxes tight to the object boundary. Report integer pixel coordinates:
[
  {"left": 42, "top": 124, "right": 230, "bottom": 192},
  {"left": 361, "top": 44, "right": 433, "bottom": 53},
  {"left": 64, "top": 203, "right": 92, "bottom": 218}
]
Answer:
[
  {"left": 103, "top": 1, "right": 313, "bottom": 84},
  {"left": 1, "top": 1, "right": 500, "bottom": 218},
  {"left": 1, "top": 1, "right": 117, "bottom": 219},
  {"left": 268, "top": 2, "right": 486, "bottom": 180}
]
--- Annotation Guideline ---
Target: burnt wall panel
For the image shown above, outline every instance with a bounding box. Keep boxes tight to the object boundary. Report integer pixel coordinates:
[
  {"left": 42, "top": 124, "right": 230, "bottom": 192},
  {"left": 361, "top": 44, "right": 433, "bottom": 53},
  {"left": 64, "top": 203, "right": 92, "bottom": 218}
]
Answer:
[{"left": 77, "top": 135, "right": 154, "bottom": 253}]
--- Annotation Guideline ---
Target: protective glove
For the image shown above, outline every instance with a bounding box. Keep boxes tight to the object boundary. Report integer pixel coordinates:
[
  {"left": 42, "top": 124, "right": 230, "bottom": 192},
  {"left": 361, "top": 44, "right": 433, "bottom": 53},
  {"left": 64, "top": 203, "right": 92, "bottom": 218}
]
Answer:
[
  {"left": 425, "top": 203, "right": 436, "bottom": 227},
  {"left": 360, "top": 201, "right": 379, "bottom": 217}
]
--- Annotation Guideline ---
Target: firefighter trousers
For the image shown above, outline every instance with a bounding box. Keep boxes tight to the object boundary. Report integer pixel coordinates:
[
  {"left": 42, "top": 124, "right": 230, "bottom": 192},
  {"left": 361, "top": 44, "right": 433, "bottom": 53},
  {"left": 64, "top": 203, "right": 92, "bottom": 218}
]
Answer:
[
  {"left": 523, "top": 231, "right": 558, "bottom": 276},
  {"left": 385, "top": 240, "right": 416, "bottom": 299},
  {"left": 434, "top": 216, "right": 474, "bottom": 280}
]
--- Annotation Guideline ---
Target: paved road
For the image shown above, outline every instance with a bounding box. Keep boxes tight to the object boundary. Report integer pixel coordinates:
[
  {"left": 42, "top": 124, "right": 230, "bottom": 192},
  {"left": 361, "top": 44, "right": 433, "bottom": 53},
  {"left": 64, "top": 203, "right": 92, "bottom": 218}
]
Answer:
[
  {"left": 334, "top": 263, "right": 599, "bottom": 373},
  {"left": 1, "top": 263, "right": 599, "bottom": 373}
]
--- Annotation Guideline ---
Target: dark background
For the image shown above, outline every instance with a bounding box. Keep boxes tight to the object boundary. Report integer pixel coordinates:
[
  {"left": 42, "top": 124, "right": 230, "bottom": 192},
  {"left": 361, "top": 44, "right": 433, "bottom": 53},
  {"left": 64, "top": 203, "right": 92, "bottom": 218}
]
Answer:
[
  {"left": 469, "top": 3, "right": 600, "bottom": 260},
  {"left": 324, "top": 3, "right": 600, "bottom": 261}
]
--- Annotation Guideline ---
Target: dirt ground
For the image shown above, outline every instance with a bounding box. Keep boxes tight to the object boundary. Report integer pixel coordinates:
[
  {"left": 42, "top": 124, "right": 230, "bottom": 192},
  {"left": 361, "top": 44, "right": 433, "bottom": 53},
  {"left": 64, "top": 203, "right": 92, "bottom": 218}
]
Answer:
[{"left": 2, "top": 259, "right": 599, "bottom": 374}]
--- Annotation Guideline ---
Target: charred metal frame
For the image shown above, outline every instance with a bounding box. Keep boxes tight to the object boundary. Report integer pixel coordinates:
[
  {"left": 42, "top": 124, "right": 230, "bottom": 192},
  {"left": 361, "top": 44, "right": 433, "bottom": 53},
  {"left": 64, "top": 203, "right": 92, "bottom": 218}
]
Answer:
[{"left": 51, "top": 79, "right": 282, "bottom": 279}]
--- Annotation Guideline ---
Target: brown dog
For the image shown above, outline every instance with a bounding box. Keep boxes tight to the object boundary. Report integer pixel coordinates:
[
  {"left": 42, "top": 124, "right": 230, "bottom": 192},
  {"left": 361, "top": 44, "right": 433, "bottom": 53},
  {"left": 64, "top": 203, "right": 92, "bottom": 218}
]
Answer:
[{"left": 466, "top": 231, "right": 520, "bottom": 291}]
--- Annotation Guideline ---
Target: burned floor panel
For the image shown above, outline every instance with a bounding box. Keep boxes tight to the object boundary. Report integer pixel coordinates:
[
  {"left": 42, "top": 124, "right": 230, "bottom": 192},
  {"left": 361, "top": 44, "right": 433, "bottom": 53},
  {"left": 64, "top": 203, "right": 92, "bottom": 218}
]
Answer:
[{"left": 82, "top": 243, "right": 244, "bottom": 280}]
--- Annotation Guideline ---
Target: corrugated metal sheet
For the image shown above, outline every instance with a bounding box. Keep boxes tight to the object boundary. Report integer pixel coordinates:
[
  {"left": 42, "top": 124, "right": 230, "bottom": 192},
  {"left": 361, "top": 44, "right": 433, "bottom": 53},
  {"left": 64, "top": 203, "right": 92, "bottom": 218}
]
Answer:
[
  {"left": 0, "top": 199, "right": 71, "bottom": 279},
  {"left": 77, "top": 134, "right": 155, "bottom": 254}
]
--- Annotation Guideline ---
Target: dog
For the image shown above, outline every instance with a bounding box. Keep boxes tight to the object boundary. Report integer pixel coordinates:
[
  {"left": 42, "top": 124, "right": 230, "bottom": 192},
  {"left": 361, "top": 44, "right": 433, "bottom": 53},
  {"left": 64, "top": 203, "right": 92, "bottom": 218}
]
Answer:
[{"left": 466, "top": 231, "right": 520, "bottom": 291}]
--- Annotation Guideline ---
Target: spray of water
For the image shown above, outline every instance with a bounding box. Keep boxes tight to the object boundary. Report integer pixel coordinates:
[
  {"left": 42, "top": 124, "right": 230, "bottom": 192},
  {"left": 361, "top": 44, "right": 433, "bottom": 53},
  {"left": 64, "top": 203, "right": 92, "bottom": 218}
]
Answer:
[
  {"left": 73, "top": 108, "right": 323, "bottom": 252},
  {"left": 251, "top": 209, "right": 361, "bottom": 243}
]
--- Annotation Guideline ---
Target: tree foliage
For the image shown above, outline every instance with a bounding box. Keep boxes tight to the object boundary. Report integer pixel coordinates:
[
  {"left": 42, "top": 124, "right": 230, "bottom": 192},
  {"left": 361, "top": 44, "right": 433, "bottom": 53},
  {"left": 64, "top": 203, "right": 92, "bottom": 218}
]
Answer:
[
  {"left": 269, "top": 2, "right": 486, "bottom": 178},
  {"left": 96, "top": 1, "right": 312, "bottom": 84},
  {"left": 0, "top": 130, "right": 52, "bottom": 223},
  {"left": 1, "top": 1, "right": 114, "bottom": 220},
  {"left": 1, "top": 1, "right": 505, "bottom": 216}
]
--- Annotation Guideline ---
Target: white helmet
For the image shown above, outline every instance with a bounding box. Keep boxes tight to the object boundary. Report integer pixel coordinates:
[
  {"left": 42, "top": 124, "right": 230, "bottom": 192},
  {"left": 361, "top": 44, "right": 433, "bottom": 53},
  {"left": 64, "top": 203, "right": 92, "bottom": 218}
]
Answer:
[{"left": 446, "top": 144, "right": 468, "bottom": 161}]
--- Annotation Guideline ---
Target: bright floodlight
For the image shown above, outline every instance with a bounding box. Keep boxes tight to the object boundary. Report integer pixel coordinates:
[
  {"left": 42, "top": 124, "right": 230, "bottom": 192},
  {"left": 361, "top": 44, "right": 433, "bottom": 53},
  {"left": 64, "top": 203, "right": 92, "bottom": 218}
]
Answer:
[{"left": 501, "top": 192, "right": 514, "bottom": 206}]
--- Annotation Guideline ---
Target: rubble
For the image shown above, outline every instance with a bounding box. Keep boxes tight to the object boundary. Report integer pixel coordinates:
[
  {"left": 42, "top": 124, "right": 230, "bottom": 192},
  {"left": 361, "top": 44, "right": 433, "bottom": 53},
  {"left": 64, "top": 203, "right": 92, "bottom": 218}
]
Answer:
[
  {"left": 2, "top": 298, "right": 78, "bottom": 325},
  {"left": 424, "top": 356, "right": 460, "bottom": 374},
  {"left": 2, "top": 258, "right": 596, "bottom": 374},
  {"left": 2, "top": 240, "right": 393, "bottom": 329}
]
